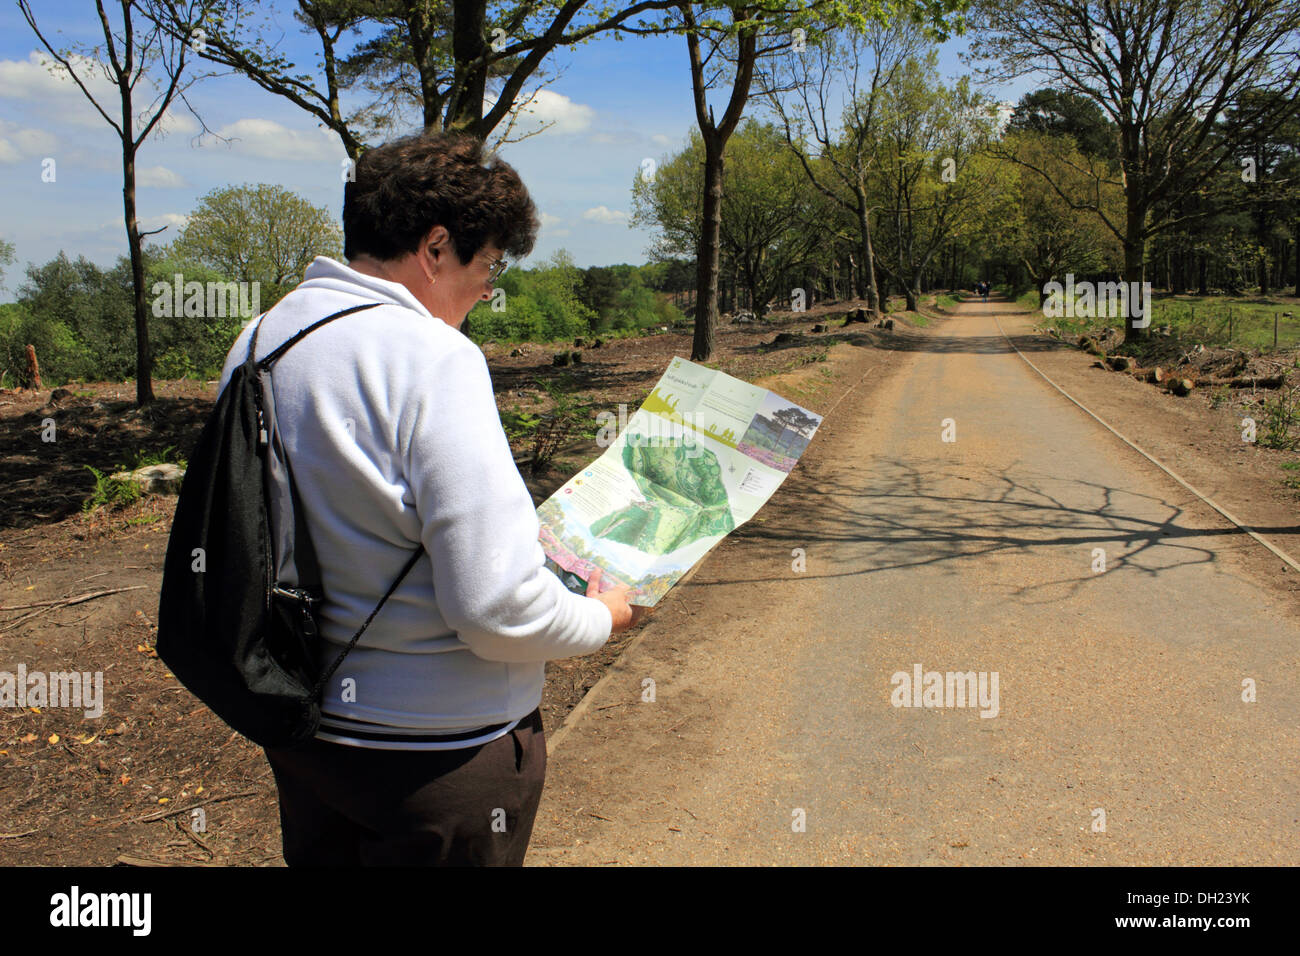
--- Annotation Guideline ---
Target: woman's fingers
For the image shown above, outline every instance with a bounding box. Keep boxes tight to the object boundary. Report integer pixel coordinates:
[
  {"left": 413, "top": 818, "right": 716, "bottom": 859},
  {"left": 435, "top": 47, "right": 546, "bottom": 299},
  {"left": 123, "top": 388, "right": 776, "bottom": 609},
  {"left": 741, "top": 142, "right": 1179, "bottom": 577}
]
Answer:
[{"left": 584, "top": 566, "right": 655, "bottom": 634}]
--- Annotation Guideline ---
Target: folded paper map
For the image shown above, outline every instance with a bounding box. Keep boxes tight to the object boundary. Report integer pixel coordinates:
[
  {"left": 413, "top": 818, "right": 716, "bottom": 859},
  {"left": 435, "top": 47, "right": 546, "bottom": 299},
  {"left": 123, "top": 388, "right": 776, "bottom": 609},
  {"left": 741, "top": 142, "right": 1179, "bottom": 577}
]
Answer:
[{"left": 537, "top": 356, "right": 824, "bottom": 606}]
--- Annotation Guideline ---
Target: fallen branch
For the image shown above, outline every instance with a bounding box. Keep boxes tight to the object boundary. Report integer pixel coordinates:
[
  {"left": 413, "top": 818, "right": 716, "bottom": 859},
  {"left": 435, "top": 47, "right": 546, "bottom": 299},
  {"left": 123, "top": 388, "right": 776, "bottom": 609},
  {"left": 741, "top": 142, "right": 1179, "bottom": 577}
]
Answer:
[
  {"left": 129, "top": 790, "right": 260, "bottom": 825},
  {"left": 114, "top": 854, "right": 225, "bottom": 868},
  {"left": 0, "top": 585, "right": 145, "bottom": 633},
  {"left": 0, "top": 828, "right": 39, "bottom": 839},
  {"left": 0, "top": 585, "right": 145, "bottom": 612}
]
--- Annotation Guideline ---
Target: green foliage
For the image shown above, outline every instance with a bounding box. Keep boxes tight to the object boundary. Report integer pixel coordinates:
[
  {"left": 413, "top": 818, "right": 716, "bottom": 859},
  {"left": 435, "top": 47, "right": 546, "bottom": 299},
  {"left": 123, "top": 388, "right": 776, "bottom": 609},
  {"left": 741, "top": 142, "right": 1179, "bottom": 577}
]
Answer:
[
  {"left": 82, "top": 465, "right": 142, "bottom": 512},
  {"left": 1258, "top": 387, "right": 1300, "bottom": 451},
  {"left": 132, "top": 444, "right": 185, "bottom": 469},
  {"left": 0, "top": 236, "right": 14, "bottom": 291},
  {"left": 0, "top": 300, "right": 89, "bottom": 388},
  {"left": 10, "top": 254, "right": 126, "bottom": 383},
  {"left": 82, "top": 445, "right": 185, "bottom": 513},
  {"left": 525, "top": 375, "right": 595, "bottom": 473},
  {"left": 146, "top": 253, "right": 248, "bottom": 379},
  {"left": 631, "top": 119, "right": 829, "bottom": 318},
  {"left": 171, "top": 183, "right": 342, "bottom": 306},
  {"left": 9, "top": 248, "right": 250, "bottom": 385},
  {"left": 997, "top": 129, "right": 1123, "bottom": 291},
  {"left": 466, "top": 251, "right": 680, "bottom": 344},
  {"left": 1007, "top": 88, "right": 1118, "bottom": 160},
  {"left": 1281, "top": 461, "right": 1300, "bottom": 494},
  {"left": 501, "top": 407, "right": 543, "bottom": 444}
]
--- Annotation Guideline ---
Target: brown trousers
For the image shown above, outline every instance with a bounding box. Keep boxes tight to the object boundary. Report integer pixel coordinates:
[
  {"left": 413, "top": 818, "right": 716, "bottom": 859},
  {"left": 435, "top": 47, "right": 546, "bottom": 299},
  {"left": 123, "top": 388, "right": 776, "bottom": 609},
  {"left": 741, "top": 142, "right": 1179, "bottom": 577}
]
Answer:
[{"left": 262, "top": 707, "right": 547, "bottom": 866}]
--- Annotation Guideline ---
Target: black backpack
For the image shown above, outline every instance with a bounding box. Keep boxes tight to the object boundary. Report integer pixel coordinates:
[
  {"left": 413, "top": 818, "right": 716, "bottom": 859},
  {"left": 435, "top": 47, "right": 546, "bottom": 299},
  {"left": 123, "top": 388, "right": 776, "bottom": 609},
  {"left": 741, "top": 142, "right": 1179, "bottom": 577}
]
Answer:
[{"left": 157, "top": 302, "right": 424, "bottom": 748}]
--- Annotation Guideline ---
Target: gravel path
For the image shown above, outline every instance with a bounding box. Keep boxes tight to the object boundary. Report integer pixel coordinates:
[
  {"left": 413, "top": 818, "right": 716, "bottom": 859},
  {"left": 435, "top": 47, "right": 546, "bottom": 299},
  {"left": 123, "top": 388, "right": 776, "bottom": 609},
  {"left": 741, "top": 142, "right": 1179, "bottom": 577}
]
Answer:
[{"left": 530, "top": 298, "right": 1300, "bottom": 866}]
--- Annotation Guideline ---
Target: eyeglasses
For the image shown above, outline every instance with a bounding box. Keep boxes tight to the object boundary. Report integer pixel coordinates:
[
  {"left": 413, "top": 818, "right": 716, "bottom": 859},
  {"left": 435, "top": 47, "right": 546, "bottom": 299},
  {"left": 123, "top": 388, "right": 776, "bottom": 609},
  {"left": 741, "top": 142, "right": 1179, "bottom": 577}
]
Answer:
[{"left": 479, "top": 253, "right": 509, "bottom": 282}]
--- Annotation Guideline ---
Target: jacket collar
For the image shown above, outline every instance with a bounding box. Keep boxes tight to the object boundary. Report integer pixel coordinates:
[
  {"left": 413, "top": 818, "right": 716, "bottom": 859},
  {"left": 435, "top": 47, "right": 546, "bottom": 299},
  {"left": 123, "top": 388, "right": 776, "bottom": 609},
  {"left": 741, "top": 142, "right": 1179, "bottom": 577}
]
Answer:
[{"left": 300, "top": 256, "right": 436, "bottom": 322}]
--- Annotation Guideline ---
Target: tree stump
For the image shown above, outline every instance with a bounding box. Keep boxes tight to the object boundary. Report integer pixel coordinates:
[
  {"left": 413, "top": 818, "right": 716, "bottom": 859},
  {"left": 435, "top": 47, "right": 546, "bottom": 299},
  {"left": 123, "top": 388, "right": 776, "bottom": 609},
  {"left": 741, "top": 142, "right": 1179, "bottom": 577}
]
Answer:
[{"left": 25, "top": 344, "right": 41, "bottom": 390}]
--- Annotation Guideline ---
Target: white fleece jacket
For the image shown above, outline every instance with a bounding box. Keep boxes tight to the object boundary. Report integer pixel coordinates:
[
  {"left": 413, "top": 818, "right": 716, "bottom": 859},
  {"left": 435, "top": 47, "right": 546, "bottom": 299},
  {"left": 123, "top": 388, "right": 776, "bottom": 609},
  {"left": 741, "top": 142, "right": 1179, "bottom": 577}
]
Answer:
[{"left": 218, "top": 256, "right": 611, "bottom": 745}]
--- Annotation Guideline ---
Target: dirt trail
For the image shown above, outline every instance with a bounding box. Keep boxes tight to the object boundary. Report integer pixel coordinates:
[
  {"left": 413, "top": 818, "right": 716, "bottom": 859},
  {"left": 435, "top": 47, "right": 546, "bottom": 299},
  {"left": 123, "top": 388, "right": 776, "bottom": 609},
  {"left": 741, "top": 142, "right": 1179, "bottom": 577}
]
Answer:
[{"left": 529, "top": 296, "right": 1300, "bottom": 865}]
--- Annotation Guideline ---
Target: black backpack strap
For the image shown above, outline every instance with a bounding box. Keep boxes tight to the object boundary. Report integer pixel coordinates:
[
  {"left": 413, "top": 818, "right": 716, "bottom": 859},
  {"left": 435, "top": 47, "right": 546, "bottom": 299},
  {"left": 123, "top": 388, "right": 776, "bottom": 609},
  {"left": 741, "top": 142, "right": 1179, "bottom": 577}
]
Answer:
[
  {"left": 258, "top": 299, "right": 387, "bottom": 583},
  {"left": 249, "top": 297, "right": 415, "bottom": 701},
  {"left": 284, "top": 460, "right": 323, "bottom": 591},
  {"left": 311, "top": 544, "right": 426, "bottom": 700},
  {"left": 258, "top": 302, "right": 384, "bottom": 369}
]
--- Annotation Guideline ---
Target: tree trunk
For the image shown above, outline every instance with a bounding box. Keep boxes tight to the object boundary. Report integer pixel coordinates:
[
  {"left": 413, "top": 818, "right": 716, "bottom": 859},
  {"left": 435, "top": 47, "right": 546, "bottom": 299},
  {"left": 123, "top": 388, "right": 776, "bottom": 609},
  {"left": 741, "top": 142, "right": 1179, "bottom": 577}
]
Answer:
[
  {"left": 450, "top": 0, "right": 488, "bottom": 130},
  {"left": 860, "top": 209, "right": 880, "bottom": 316},
  {"left": 1122, "top": 185, "right": 1149, "bottom": 344},
  {"left": 692, "top": 136, "right": 724, "bottom": 361},
  {"left": 123, "top": 147, "right": 154, "bottom": 405}
]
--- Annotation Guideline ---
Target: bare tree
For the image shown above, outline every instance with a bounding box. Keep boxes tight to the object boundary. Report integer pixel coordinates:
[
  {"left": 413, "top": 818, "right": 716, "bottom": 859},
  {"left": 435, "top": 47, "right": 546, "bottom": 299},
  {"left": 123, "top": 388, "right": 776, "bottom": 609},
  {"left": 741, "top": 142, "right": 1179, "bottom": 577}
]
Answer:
[
  {"left": 19, "top": 0, "right": 216, "bottom": 405},
  {"left": 970, "top": 0, "right": 1300, "bottom": 342}
]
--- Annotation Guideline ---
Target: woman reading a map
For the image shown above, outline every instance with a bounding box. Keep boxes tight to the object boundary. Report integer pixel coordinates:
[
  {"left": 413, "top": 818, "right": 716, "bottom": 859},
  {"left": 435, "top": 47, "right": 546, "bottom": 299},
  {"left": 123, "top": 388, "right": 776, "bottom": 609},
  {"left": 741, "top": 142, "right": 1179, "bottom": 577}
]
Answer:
[{"left": 220, "top": 131, "right": 642, "bottom": 866}]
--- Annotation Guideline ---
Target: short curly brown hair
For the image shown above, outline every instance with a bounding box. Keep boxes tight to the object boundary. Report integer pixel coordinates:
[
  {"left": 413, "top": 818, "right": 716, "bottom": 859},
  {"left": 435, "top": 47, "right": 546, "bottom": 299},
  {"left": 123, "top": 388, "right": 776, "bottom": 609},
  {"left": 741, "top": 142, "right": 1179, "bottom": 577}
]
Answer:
[{"left": 343, "top": 131, "right": 539, "bottom": 265}]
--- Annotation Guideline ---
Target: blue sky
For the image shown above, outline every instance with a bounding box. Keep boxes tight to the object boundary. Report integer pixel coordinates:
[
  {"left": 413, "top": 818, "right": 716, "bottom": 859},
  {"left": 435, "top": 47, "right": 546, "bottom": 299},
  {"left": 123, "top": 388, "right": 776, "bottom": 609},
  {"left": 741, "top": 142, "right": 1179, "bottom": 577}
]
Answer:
[{"left": 0, "top": 2, "right": 1035, "bottom": 295}]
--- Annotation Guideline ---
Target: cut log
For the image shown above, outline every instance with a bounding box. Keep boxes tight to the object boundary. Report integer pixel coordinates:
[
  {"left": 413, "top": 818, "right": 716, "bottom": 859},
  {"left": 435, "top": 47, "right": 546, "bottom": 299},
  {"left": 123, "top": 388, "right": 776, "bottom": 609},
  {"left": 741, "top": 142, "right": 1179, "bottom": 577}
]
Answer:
[{"left": 1209, "top": 374, "right": 1287, "bottom": 389}]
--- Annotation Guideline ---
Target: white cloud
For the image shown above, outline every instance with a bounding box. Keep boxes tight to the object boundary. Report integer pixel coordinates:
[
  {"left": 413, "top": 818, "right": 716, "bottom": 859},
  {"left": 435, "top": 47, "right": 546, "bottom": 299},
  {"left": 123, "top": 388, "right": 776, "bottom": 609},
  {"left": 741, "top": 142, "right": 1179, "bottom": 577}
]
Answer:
[
  {"left": 138, "top": 212, "right": 190, "bottom": 235},
  {"left": 539, "top": 212, "right": 564, "bottom": 228},
  {"left": 583, "top": 205, "right": 628, "bottom": 224},
  {"left": 0, "top": 51, "right": 127, "bottom": 129},
  {"left": 488, "top": 89, "right": 596, "bottom": 138},
  {"left": 0, "top": 51, "right": 118, "bottom": 105},
  {"left": 0, "top": 52, "right": 203, "bottom": 142},
  {"left": 200, "top": 118, "right": 347, "bottom": 162},
  {"left": 0, "top": 118, "right": 58, "bottom": 164},
  {"left": 651, "top": 133, "right": 673, "bottom": 146},
  {"left": 137, "top": 165, "right": 187, "bottom": 188}
]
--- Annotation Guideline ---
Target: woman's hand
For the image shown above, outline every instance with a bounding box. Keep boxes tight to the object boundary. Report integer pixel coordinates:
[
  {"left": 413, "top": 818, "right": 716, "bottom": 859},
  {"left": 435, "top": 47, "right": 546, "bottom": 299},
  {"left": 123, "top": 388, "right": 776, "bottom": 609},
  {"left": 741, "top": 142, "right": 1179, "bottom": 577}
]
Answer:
[{"left": 586, "top": 568, "right": 650, "bottom": 635}]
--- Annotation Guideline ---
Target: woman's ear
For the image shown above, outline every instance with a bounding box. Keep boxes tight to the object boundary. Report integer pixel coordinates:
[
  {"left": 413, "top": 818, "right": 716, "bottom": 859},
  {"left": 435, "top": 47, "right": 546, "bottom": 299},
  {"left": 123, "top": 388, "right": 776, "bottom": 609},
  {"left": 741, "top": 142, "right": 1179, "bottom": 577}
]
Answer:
[{"left": 423, "top": 224, "right": 450, "bottom": 260}]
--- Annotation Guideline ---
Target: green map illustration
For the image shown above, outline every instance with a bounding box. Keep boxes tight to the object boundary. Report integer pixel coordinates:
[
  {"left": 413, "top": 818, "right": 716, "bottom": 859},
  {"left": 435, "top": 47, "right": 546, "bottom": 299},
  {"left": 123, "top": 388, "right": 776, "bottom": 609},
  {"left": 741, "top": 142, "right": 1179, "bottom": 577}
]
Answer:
[{"left": 588, "top": 436, "right": 735, "bottom": 554}]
